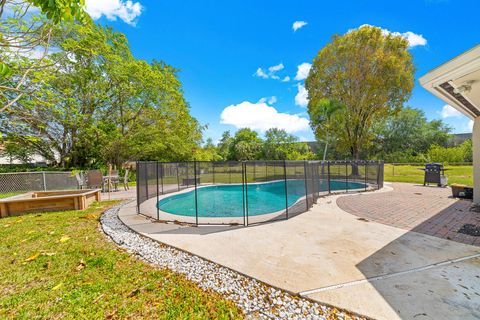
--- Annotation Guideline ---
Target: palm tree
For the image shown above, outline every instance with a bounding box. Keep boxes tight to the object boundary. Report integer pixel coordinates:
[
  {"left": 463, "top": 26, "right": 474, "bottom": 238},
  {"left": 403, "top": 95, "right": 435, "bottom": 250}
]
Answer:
[{"left": 309, "top": 98, "right": 345, "bottom": 161}]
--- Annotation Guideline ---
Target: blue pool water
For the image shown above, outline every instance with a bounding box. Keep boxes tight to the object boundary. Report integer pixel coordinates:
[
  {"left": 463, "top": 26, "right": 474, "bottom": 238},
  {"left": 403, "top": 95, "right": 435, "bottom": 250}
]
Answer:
[{"left": 158, "top": 180, "right": 365, "bottom": 217}]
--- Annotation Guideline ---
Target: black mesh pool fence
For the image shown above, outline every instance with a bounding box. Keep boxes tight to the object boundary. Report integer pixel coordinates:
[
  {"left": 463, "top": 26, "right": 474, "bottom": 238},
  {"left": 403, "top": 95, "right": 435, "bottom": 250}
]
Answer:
[{"left": 137, "top": 160, "right": 384, "bottom": 226}]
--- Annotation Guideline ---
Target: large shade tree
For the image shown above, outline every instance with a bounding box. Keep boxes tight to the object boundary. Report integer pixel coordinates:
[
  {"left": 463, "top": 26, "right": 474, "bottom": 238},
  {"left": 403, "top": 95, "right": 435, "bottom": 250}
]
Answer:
[
  {"left": 1, "top": 17, "right": 202, "bottom": 167},
  {"left": 0, "top": 0, "right": 88, "bottom": 112},
  {"left": 305, "top": 25, "right": 415, "bottom": 160}
]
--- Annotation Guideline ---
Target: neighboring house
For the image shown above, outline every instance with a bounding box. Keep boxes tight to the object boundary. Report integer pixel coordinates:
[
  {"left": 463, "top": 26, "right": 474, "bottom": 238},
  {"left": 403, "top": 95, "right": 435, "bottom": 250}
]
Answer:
[
  {"left": 0, "top": 143, "right": 51, "bottom": 165},
  {"left": 448, "top": 133, "right": 472, "bottom": 146}
]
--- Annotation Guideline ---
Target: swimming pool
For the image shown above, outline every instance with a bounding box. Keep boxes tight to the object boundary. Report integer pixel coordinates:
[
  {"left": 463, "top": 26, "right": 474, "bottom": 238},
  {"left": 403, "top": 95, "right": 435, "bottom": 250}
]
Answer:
[{"left": 158, "top": 179, "right": 365, "bottom": 217}]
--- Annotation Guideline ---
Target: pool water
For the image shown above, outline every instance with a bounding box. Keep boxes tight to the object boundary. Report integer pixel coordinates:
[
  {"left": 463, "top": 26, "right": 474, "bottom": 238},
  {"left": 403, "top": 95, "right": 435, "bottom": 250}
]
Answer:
[{"left": 158, "top": 179, "right": 365, "bottom": 217}]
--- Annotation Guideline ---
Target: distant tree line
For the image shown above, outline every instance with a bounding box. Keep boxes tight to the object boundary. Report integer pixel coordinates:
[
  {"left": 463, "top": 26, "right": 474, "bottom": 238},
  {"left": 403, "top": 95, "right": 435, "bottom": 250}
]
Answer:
[{"left": 194, "top": 128, "right": 315, "bottom": 161}]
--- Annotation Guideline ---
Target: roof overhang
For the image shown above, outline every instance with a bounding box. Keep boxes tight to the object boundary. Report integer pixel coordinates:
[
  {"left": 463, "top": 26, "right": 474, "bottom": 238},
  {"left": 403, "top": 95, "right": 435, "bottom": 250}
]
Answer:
[{"left": 419, "top": 44, "right": 480, "bottom": 119}]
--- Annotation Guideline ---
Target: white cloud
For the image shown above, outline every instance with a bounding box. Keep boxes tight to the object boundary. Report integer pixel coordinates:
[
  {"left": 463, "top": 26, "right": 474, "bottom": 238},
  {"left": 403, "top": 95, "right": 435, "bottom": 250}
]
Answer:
[
  {"left": 254, "top": 67, "right": 269, "bottom": 79},
  {"left": 401, "top": 31, "right": 427, "bottom": 47},
  {"left": 295, "top": 84, "right": 309, "bottom": 107},
  {"left": 292, "top": 21, "right": 307, "bottom": 32},
  {"left": 254, "top": 63, "right": 286, "bottom": 81},
  {"left": 257, "top": 96, "right": 277, "bottom": 105},
  {"left": 268, "top": 96, "right": 277, "bottom": 104},
  {"left": 355, "top": 24, "right": 427, "bottom": 48},
  {"left": 220, "top": 100, "right": 310, "bottom": 133},
  {"left": 294, "top": 62, "right": 312, "bottom": 81},
  {"left": 268, "top": 63, "right": 284, "bottom": 72},
  {"left": 440, "top": 105, "right": 463, "bottom": 118},
  {"left": 85, "top": 0, "right": 143, "bottom": 25},
  {"left": 282, "top": 76, "right": 290, "bottom": 82}
]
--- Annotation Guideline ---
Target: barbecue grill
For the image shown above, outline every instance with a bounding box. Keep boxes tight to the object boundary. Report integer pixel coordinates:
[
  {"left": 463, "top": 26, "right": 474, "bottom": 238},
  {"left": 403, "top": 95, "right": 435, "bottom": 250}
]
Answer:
[{"left": 422, "top": 163, "right": 447, "bottom": 187}]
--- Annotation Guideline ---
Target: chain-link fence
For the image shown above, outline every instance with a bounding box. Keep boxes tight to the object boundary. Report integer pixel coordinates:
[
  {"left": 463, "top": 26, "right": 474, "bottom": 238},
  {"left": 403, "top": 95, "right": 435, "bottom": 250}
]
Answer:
[
  {"left": 137, "top": 160, "right": 384, "bottom": 226},
  {"left": 0, "top": 171, "right": 78, "bottom": 194}
]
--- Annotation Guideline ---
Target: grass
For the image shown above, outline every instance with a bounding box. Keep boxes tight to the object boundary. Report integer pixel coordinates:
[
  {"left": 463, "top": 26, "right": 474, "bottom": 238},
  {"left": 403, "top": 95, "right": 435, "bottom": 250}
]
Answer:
[
  {"left": 384, "top": 164, "right": 473, "bottom": 185},
  {"left": 0, "top": 201, "right": 242, "bottom": 319},
  {"left": 0, "top": 192, "right": 22, "bottom": 199}
]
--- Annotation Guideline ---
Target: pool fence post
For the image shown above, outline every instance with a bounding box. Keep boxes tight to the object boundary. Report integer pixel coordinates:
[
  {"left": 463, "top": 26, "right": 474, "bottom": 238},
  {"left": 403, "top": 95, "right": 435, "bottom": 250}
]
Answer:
[
  {"left": 365, "top": 161, "right": 368, "bottom": 191},
  {"left": 194, "top": 160, "right": 199, "bottom": 226},
  {"left": 327, "top": 161, "right": 331, "bottom": 194},
  {"left": 212, "top": 162, "right": 215, "bottom": 185},
  {"left": 245, "top": 162, "right": 249, "bottom": 226},
  {"left": 160, "top": 162, "right": 164, "bottom": 194},
  {"left": 176, "top": 162, "right": 180, "bottom": 191},
  {"left": 144, "top": 163, "right": 148, "bottom": 204},
  {"left": 265, "top": 161, "right": 267, "bottom": 182},
  {"left": 345, "top": 160, "right": 349, "bottom": 192},
  {"left": 242, "top": 162, "right": 246, "bottom": 226},
  {"left": 283, "top": 160, "right": 289, "bottom": 220},
  {"left": 303, "top": 160, "right": 309, "bottom": 210},
  {"left": 156, "top": 162, "right": 159, "bottom": 220},
  {"left": 136, "top": 161, "right": 140, "bottom": 214}
]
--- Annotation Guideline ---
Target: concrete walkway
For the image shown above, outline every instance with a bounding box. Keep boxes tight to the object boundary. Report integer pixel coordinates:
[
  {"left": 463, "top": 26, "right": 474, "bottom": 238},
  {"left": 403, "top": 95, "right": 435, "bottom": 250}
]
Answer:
[
  {"left": 101, "top": 188, "right": 136, "bottom": 201},
  {"left": 118, "top": 184, "right": 480, "bottom": 320}
]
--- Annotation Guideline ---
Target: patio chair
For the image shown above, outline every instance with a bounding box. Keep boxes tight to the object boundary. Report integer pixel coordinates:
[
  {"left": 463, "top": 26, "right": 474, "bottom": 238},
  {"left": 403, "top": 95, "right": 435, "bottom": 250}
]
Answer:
[
  {"left": 103, "top": 170, "right": 120, "bottom": 192},
  {"left": 123, "top": 169, "right": 130, "bottom": 191},
  {"left": 75, "top": 172, "right": 87, "bottom": 189},
  {"left": 86, "top": 170, "right": 104, "bottom": 190}
]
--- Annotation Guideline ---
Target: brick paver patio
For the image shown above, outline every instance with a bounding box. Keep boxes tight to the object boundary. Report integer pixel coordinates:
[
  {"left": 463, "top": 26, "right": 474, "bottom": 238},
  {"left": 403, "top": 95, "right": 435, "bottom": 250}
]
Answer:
[{"left": 337, "top": 182, "right": 480, "bottom": 246}]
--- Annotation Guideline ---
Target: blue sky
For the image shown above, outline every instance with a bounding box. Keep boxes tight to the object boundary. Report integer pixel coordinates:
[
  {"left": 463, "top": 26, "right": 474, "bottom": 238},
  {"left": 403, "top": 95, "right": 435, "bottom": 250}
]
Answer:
[{"left": 86, "top": 0, "right": 480, "bottom": 142}]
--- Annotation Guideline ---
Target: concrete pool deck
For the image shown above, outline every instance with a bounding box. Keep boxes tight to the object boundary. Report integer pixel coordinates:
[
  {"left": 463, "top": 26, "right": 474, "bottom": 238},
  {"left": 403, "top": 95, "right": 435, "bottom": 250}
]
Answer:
[{"left": 119, "top": 183, "right": 480, "bottom": 319}]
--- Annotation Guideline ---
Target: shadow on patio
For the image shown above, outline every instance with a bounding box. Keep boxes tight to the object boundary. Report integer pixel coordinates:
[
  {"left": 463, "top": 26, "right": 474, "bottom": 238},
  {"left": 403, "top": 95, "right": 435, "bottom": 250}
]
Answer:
[{"left": 335, "top": 183, "right": 480, "bottom": 319}]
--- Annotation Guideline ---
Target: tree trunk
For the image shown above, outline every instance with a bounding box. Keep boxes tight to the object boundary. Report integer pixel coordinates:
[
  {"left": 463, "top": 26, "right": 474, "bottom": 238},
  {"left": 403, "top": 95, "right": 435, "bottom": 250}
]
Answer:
[{"left": 351, "top": 145, "right": 360, "bottom": 176}]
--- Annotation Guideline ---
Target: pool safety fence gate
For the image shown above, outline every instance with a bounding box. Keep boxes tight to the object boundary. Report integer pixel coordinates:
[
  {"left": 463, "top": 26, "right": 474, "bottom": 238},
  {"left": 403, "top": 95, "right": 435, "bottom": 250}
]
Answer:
[{"left": 137, "top": 160, "right": 384, "bottom": 226}]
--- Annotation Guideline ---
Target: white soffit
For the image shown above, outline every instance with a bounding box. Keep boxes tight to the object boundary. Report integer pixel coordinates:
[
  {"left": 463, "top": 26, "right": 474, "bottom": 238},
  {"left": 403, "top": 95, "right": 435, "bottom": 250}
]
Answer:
[{"left": 419, "top": 44, "right": 480, "bottom": 119}]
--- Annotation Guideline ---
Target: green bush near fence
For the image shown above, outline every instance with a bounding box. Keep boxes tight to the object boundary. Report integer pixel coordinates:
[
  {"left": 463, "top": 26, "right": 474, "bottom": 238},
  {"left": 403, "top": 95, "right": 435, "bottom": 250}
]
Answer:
[{"left": 384, "top": 164, "right": 473, "bottom": 186}]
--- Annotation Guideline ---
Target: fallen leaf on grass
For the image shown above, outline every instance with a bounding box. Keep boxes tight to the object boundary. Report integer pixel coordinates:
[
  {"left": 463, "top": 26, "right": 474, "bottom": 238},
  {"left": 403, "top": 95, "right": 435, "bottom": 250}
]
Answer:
[
  {"left": 59, "top": 236, "right": 70, "bottom": 243},
  {"left": 105, "top": 309, "right": 118, "bottom": 319},
  {"left": 127, "top": 288, "right": 140, "bottom": 298},
  {"left": 25, "top": 253, "right": 40, "bottom": 262},
  {"left": 82, "top": 213, "right": 98, "bottom": 220},
  {"left": 52, "top": 283, "right": 63, "bottom": 291},
  {"left": 93, "top": 293, "right": 105, "bottom": 304},
  {"left": 75, "top": 260, "right": 86, "bottom": 271},
  {"left": 3, "top": 224, "right": 10, "bottom": 228}
]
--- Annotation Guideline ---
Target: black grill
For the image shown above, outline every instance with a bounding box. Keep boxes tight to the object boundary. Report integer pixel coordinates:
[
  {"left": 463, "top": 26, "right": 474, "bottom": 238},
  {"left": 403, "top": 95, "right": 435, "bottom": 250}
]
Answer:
[{"left": 423, "top": 163, "right": 445, "bottom": 186}]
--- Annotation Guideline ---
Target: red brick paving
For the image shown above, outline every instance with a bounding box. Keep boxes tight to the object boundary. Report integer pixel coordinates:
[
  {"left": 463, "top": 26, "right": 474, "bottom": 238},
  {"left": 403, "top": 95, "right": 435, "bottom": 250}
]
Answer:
[{"left": 337, "top": 182, "right": 480, "bottom": 247}]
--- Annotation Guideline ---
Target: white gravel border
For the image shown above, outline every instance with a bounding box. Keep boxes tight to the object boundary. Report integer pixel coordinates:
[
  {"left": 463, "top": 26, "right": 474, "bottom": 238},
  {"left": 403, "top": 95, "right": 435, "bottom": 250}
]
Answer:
[{"left": 100, "top": 202, "right": 368, "bottom": 320}]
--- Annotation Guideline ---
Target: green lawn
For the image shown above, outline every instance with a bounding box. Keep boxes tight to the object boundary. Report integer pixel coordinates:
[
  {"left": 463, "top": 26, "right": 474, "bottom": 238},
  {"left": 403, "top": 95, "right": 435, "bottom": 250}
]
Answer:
[
  {"left": 0, "top": 202, "right": 242, "bottom": 319},
  {"left": 384, "top": 164, "right": 473, "bottom": 186},
  {"left": 0, "top": 192, "right": 22, "bottom": 199}
]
